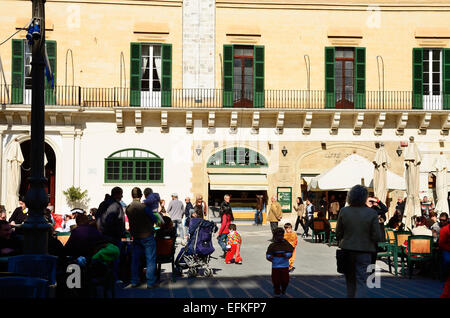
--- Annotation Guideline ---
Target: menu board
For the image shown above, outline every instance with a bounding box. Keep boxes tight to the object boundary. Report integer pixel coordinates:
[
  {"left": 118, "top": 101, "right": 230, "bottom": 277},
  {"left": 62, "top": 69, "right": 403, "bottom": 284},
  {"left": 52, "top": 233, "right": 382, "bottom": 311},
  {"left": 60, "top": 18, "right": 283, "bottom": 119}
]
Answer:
[{"left": 277, "top": 187, "right": 292, "bottom": 212}]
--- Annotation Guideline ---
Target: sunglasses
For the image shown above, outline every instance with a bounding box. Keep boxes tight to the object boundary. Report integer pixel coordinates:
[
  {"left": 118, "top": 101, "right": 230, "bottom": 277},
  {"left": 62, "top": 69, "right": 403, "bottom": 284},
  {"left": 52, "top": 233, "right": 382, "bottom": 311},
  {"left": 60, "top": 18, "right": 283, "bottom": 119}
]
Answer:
[{"left": 439, "top": 219, "right": 448, "bottom": 223}]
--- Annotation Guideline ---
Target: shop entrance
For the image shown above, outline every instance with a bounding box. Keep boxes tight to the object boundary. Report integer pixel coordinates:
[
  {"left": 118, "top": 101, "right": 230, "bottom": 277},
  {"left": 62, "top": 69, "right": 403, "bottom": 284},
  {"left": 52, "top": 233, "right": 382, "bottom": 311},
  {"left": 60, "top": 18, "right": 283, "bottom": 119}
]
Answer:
[{"left": 208, "top": 189, "right": 267, "bottom": 221}]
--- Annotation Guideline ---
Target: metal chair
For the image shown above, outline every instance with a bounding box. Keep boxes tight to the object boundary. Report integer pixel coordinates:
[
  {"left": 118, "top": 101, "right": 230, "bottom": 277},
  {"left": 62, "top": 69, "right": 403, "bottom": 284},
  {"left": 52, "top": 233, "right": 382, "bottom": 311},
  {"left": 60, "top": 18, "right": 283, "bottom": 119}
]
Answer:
[
  {"left": 156, "top": 235, "right": 177, "bottom": 282},
  {"left": 377, "top": 228, "right": 398, "bottom": 275},
  {"left": 405, "top": 235, "right": 434, "bottom": 279},
  {"left": 394, "top": 230, "right": 412, "bottom": 276},
  {"left": 8, "top": 254, "right": 57, "bottom": 285},
  {"left": 0, "top": 276, "right": 48, "bottom": 298},
  {"left": 328, "top": 220, "right": 337, "bottom": 246},
  {"left": 312, "top": 219, "right": 326, "bottom": 243}
]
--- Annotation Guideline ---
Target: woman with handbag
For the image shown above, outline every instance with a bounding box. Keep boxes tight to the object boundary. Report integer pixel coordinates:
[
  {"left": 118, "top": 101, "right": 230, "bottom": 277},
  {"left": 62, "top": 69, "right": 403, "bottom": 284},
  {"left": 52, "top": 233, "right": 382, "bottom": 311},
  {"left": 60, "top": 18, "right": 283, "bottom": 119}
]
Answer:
[
  {"left": 336, "top": 185, "right": 382, "bottom": 298},
  {"left": 293, "top": 197, "right": 305, "bottom": 233}
]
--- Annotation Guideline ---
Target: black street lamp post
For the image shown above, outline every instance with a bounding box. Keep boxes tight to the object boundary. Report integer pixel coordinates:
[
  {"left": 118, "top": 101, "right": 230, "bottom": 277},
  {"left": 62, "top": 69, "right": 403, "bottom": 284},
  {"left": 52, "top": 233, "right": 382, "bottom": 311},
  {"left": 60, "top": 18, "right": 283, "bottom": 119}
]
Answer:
[{"left": 21, "top": 0, "right": 50, "bottom": 254}]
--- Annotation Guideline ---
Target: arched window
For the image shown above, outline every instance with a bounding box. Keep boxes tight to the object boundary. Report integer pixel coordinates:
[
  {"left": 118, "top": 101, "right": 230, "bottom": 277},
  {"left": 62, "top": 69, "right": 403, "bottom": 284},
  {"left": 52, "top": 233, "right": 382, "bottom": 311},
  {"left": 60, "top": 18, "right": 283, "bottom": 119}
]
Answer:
[
  {"left": 207, "top": 147, "right": 268, "bottom": 168},
  {"left": 105, "top": 148, "right": 163, "bottom": 183}
]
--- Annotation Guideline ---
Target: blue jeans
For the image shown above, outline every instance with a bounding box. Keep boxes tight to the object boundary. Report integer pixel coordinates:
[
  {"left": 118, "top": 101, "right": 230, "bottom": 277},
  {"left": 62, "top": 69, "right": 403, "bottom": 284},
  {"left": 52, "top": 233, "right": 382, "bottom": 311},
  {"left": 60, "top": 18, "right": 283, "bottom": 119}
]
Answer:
[
  {"left": 254, "top": 210, "right": 263, "bottom": 225},
  {"left": 218, "top": 233, "right": 228, "bottom": 252},
  {"left": 131, "top": 235, "right": 157, "bottom": 287},
  {"left": 173, "top": 219, "right": 183, "bottom": 238},
  {"left": 344, "top": 251, "right": 372, "bottom": 298}
]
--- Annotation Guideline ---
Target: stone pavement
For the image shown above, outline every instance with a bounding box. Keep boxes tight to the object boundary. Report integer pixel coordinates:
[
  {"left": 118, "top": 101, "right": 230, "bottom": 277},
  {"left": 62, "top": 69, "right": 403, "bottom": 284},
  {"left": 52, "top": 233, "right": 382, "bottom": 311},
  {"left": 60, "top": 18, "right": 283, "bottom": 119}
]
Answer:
[{"left": 116, "top": 218, "right": 445, "bottom": 298}]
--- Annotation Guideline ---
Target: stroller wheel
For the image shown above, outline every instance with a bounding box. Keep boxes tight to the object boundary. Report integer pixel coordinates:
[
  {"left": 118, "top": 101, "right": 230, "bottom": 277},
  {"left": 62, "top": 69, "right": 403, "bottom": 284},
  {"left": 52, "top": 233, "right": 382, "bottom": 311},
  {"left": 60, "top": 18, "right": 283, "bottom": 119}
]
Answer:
[
  {"left": 204, "top": 268, "right": 213, "bottom": 277},
  {"left": 187, "top": 268, "right": 197, "bottom": 277}
]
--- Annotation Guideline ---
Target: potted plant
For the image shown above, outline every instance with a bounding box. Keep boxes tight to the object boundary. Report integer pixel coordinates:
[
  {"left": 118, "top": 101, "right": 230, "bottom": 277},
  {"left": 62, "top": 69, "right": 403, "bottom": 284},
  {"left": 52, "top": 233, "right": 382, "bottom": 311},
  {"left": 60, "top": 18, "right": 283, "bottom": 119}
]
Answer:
[{"left": 63, "top": 186, "right": 89, "bottom": 210}]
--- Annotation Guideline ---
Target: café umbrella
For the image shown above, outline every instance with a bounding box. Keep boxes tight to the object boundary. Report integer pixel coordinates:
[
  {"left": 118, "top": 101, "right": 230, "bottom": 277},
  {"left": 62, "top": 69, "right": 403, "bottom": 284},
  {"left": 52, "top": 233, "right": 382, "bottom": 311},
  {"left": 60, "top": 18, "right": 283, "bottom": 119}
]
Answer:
[
  {"left": 403, "top": 137, "right": 422, "bottom": 230},
  {"left": 5, "top": 140, "right": 24, "bottom": 216},
  {"left": 373, "top": 143, "right": 390, "bottom": 204},
  {"left": 434, "top": 153, "right": 449, "bottom": 214}
]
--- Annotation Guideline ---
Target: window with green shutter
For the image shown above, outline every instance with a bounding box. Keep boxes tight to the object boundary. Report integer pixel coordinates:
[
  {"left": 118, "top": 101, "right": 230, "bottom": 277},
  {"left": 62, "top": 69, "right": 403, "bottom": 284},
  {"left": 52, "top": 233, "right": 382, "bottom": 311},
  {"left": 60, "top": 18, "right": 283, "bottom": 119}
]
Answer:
[
  {"left": 412, "top": 48, "right": 423, "bottom": 109},
  {"left": 130, "top": 42, "right": 171, "bottom": 107},
  {"left": 11, "top": 39, "right": 24, "bottom": 104},
  {"left": 130, "top": 42, "right": 141, "bottom": 106},
  {"left": 444, "top": 48, "right": 450, "bottom": 110},
  {"left": 161, "top": 43, "right": 172, "bottom": 107},
  {"left": 105, "top": 148, "right": 163, "bottom": 183},
  {"left": 45, "top": 40, "right": 57, "bottom": 105},
  {"left": 325, "top": 47, "right": 365, "bottom": 109},
  {"left": 354, "top": 47, "right": 366, "bottom": 109},
  {"left": 223, "top": 45, "right": 234, "bottom": 107},
  {"left": 324, "top": 47, "right": 335, "bottom": 109},
  {"left": 254, "top": 46, "right": 265, "bottom": 108}
]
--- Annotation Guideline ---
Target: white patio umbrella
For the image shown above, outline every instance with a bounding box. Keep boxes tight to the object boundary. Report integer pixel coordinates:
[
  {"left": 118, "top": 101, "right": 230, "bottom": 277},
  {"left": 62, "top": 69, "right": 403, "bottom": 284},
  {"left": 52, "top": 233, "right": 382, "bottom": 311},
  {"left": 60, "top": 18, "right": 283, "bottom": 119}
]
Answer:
[
  {"left": 373, "top": 143, "right": 390, "bottom": 204},
  {"left": 434, "top": 153, "right": 449, "bottom": 214},
  {"left": 5, "top": 140, "right": 24, "bottom": 217},
  {"left": 403, "top": 137, "right": 422, "bottom": 230}
]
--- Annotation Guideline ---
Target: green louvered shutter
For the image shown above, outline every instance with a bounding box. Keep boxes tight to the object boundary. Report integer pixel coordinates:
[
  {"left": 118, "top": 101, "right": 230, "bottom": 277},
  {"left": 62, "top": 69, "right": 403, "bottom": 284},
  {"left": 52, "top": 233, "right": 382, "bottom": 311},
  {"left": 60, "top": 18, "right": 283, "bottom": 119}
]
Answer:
[
  {"left": 11, "top": 39, "right": 24, "bottom": 104},
  {"left": 412, "top": 48, "right": 423, "bottom": 109},
  {"left": 130, "top": 42, "right": 141, "bottom": 106},
  {"left": 161, "top": 43, "right": 172, "bottom": 107},
  {"left": 45, "top": 40, "right": 57, "bottom": 105},
  {"left": 325, "top": 47, "right": 335, "bottom": 109},
  {"left": 354, "top": 47, "right": 366, "bottom": 109},
  {"left": 223, "top": 45, "right": 233, "bottom": 107},
  {"left": 443, "top": 48, "right": 450, "bottom": 110},
  {"left": 253, "top": 45, "right": 265, "bottom": 108}
]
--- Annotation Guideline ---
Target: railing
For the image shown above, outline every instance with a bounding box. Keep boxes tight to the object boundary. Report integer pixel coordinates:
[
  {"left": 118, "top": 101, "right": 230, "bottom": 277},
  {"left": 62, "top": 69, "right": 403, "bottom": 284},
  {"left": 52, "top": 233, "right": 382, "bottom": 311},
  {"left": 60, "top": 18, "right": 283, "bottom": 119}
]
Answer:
[{"left": 0, "top": 85, "right": 448, "bottom": 110}]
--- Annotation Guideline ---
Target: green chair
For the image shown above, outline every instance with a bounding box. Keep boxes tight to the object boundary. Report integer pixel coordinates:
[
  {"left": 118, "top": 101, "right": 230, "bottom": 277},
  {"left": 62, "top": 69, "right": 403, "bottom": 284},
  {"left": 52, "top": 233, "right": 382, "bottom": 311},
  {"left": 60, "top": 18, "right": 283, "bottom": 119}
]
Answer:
[
  {"left": 394, "top": 230, "right": 412, "bottom": 276},
  {"left": 328, "top": 220, "right": 337, "bottom": 246},
  {"left": 405, "top": 235, "right": 434, "bottom": 279},
  {"left": 377, "top": 228, "right": 397, "bottom": 275},
  {"left": 312, "top": 219, "right": 326, "bottom": 243}
]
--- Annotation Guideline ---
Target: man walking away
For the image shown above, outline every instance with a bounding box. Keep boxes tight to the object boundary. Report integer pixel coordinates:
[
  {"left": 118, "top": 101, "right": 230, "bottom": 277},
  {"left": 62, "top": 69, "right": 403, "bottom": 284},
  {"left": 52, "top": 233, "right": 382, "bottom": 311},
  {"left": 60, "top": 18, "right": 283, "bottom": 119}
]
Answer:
[
  {"left": 126, "top": 187, "right": 159, "bottom": 289},
  {"left": 268, "top": 196, "right": 283, "bottom": 235},
  {"left": 167, "top": 193, "right": 185, "bottom": 241}
]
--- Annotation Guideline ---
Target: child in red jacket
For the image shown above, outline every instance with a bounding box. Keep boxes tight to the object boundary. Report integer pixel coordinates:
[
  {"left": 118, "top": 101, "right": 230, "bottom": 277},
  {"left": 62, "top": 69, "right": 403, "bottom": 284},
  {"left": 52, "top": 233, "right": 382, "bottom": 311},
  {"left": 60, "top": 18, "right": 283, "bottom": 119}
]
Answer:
[{"left": 225, "top": 224, "right": 242, "bottom": 264}]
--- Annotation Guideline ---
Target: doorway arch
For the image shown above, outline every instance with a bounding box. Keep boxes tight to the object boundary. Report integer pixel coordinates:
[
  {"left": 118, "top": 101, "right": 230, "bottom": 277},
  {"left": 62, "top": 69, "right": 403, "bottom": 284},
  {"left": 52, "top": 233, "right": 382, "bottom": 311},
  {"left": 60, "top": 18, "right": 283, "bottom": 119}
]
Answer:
[{"left": 18, "top": 140, "right": 57, "bottom": 207}]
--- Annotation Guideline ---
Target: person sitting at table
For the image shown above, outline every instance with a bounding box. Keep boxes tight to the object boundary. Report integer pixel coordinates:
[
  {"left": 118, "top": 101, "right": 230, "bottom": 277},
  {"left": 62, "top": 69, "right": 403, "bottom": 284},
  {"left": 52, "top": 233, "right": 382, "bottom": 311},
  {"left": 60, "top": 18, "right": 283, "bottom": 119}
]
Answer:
[
  {"left": 387, "top": 209, "right": 404, "bottom": 230},
  {"left": 8, "top": 198, "right": 28, "bottom": 226},
  {"left": 0, "top": 205, "right": 6, "bottom": 221},
  {"left": 64, "top": 214, "right": 107, "bottom": 258},
  {"left": 0, "top": 220, "right": 22, "bottom": 255},
  {"left": 412, "top": 216, "right": 432, "bottom": 236}
]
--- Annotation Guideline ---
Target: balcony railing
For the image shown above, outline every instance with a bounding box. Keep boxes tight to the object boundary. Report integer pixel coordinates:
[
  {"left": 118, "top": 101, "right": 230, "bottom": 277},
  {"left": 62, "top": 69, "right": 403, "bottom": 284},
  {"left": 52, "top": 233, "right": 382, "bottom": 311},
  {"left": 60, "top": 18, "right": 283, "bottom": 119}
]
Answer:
[{"left": 0, "top": 85, "right": 448, "bottom": 110}]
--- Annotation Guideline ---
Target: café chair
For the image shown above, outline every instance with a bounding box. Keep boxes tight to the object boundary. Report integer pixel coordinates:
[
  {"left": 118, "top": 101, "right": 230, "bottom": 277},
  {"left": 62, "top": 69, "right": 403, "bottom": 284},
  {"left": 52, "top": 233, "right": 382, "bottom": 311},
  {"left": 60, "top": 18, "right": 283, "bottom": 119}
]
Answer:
[
  {"left": 405, "top": 235, "right": 434, "bottom": 279},
  {"left": 0, "top": 276, "right": 48, "bottom": 298}
]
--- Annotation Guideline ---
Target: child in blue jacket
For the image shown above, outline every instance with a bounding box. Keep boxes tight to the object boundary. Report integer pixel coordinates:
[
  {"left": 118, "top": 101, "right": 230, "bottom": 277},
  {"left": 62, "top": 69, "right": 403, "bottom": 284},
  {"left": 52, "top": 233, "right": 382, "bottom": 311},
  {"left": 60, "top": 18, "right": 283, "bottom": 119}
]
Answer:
[{"left": 266, "top": 227, "right": 294, "bottom": 297}]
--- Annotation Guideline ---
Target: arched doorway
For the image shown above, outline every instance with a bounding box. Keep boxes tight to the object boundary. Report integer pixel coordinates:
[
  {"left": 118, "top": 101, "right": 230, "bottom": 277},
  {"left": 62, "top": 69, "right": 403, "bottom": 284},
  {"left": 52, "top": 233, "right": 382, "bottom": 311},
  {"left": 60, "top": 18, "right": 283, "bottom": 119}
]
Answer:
[{"left": 19, "top": 141, "right": 56, "bottom": 207}]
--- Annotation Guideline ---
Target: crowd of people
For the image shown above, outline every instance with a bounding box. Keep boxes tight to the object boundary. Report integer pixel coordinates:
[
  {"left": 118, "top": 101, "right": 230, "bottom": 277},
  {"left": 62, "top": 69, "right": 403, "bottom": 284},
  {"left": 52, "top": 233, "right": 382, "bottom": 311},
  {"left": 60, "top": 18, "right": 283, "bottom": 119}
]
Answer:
[{"left": 1, "top": 187, "right": 449, "bottom": 299}]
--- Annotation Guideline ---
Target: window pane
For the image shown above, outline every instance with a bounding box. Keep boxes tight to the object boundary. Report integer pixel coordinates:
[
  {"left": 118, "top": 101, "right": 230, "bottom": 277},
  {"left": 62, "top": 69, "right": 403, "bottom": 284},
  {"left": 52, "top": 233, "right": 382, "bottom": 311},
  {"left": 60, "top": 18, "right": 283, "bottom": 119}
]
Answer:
[
  {"left": 225, "top": 148, "right": 235, "bottom": 164},
  {"left": 433, "top": 84, "right": 440, "bottom": 95},
  {"left": 345, "top": 61, "right": 353, "bottom": 70},
  {"left": 335, "top": 49, "right": 344, "bottom": 58},
  {"left": 153, "top": 46, "right": 161, "bottom": 57},
  {"left": 433, "top": 73, "right": 440, "bottom": 84},
  {"left": 423, "top": 85, "right": 429, "bottom": 95},
  {"left": 107, "top": 161, "right": 120, "bottom": 180},
  {"left": 433, "top": 62, "right": 440, "bottom": 73},
  {"left": 344, "top": 49, "right": 354, "bottom": 58},
  {"left": 423, "top": 49, "right": 430, "bottom": 61},
  {"left": 142, "top": 45, "right": 149, "bottom": 56},
  {"left": 432, "top": 50, "right": 440, "bottom": 61},
  {"left": 148, "top": 161, "right": 162, "bottom": 181},
  {"left": 234, "top": 48, "right": 243, "bottom": 56},
  {"left": 243, "top": 48, "right": 253, "bottom": 57},
  {"left": 135, "top": 161, "right": 147, "bottom": 181},
  {"left": 423, "top": 62, "right": 429, "bottom": 73},
  {"left": 122, "top": 161, "right": 134, "bottom": 180}
]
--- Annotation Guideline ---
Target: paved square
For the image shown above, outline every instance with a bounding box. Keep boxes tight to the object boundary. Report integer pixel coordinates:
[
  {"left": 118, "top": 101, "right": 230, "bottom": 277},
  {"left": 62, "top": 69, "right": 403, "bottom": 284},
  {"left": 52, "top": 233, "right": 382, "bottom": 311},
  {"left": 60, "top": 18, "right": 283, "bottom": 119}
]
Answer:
[{"left": 116, "top": 223, "right": 444, "bottom": 298}]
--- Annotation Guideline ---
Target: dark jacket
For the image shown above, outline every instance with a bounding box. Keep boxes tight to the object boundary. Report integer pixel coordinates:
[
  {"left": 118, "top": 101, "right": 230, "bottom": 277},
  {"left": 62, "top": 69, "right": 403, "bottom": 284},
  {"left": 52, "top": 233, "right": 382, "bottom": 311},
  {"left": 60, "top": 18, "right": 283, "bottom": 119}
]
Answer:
[
  {"left": 64, "top": 224, "right": 107, "bottom": 257},
  {"left": 8, "top": 207, "right": 27, "bottom": 224},
  {"left": 96, "top": 199, "right": 125, "bottom": 241},
  {"left": 126, "top": 199, "right": 154, "bottom": 240},
  {"left": 336, "top": 206, "right": 382, "bottom": 253},
  {"left": 371, "top": 201, "right": 388, "bottom": 242}
]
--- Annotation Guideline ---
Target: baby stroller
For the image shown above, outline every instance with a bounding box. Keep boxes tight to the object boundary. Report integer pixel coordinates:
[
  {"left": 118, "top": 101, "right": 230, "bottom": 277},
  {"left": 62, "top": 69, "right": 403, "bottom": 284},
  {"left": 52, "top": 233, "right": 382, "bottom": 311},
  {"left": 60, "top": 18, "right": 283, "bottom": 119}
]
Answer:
[{"left": 175, "top": 218, "right": 218, "bottom": 277}]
